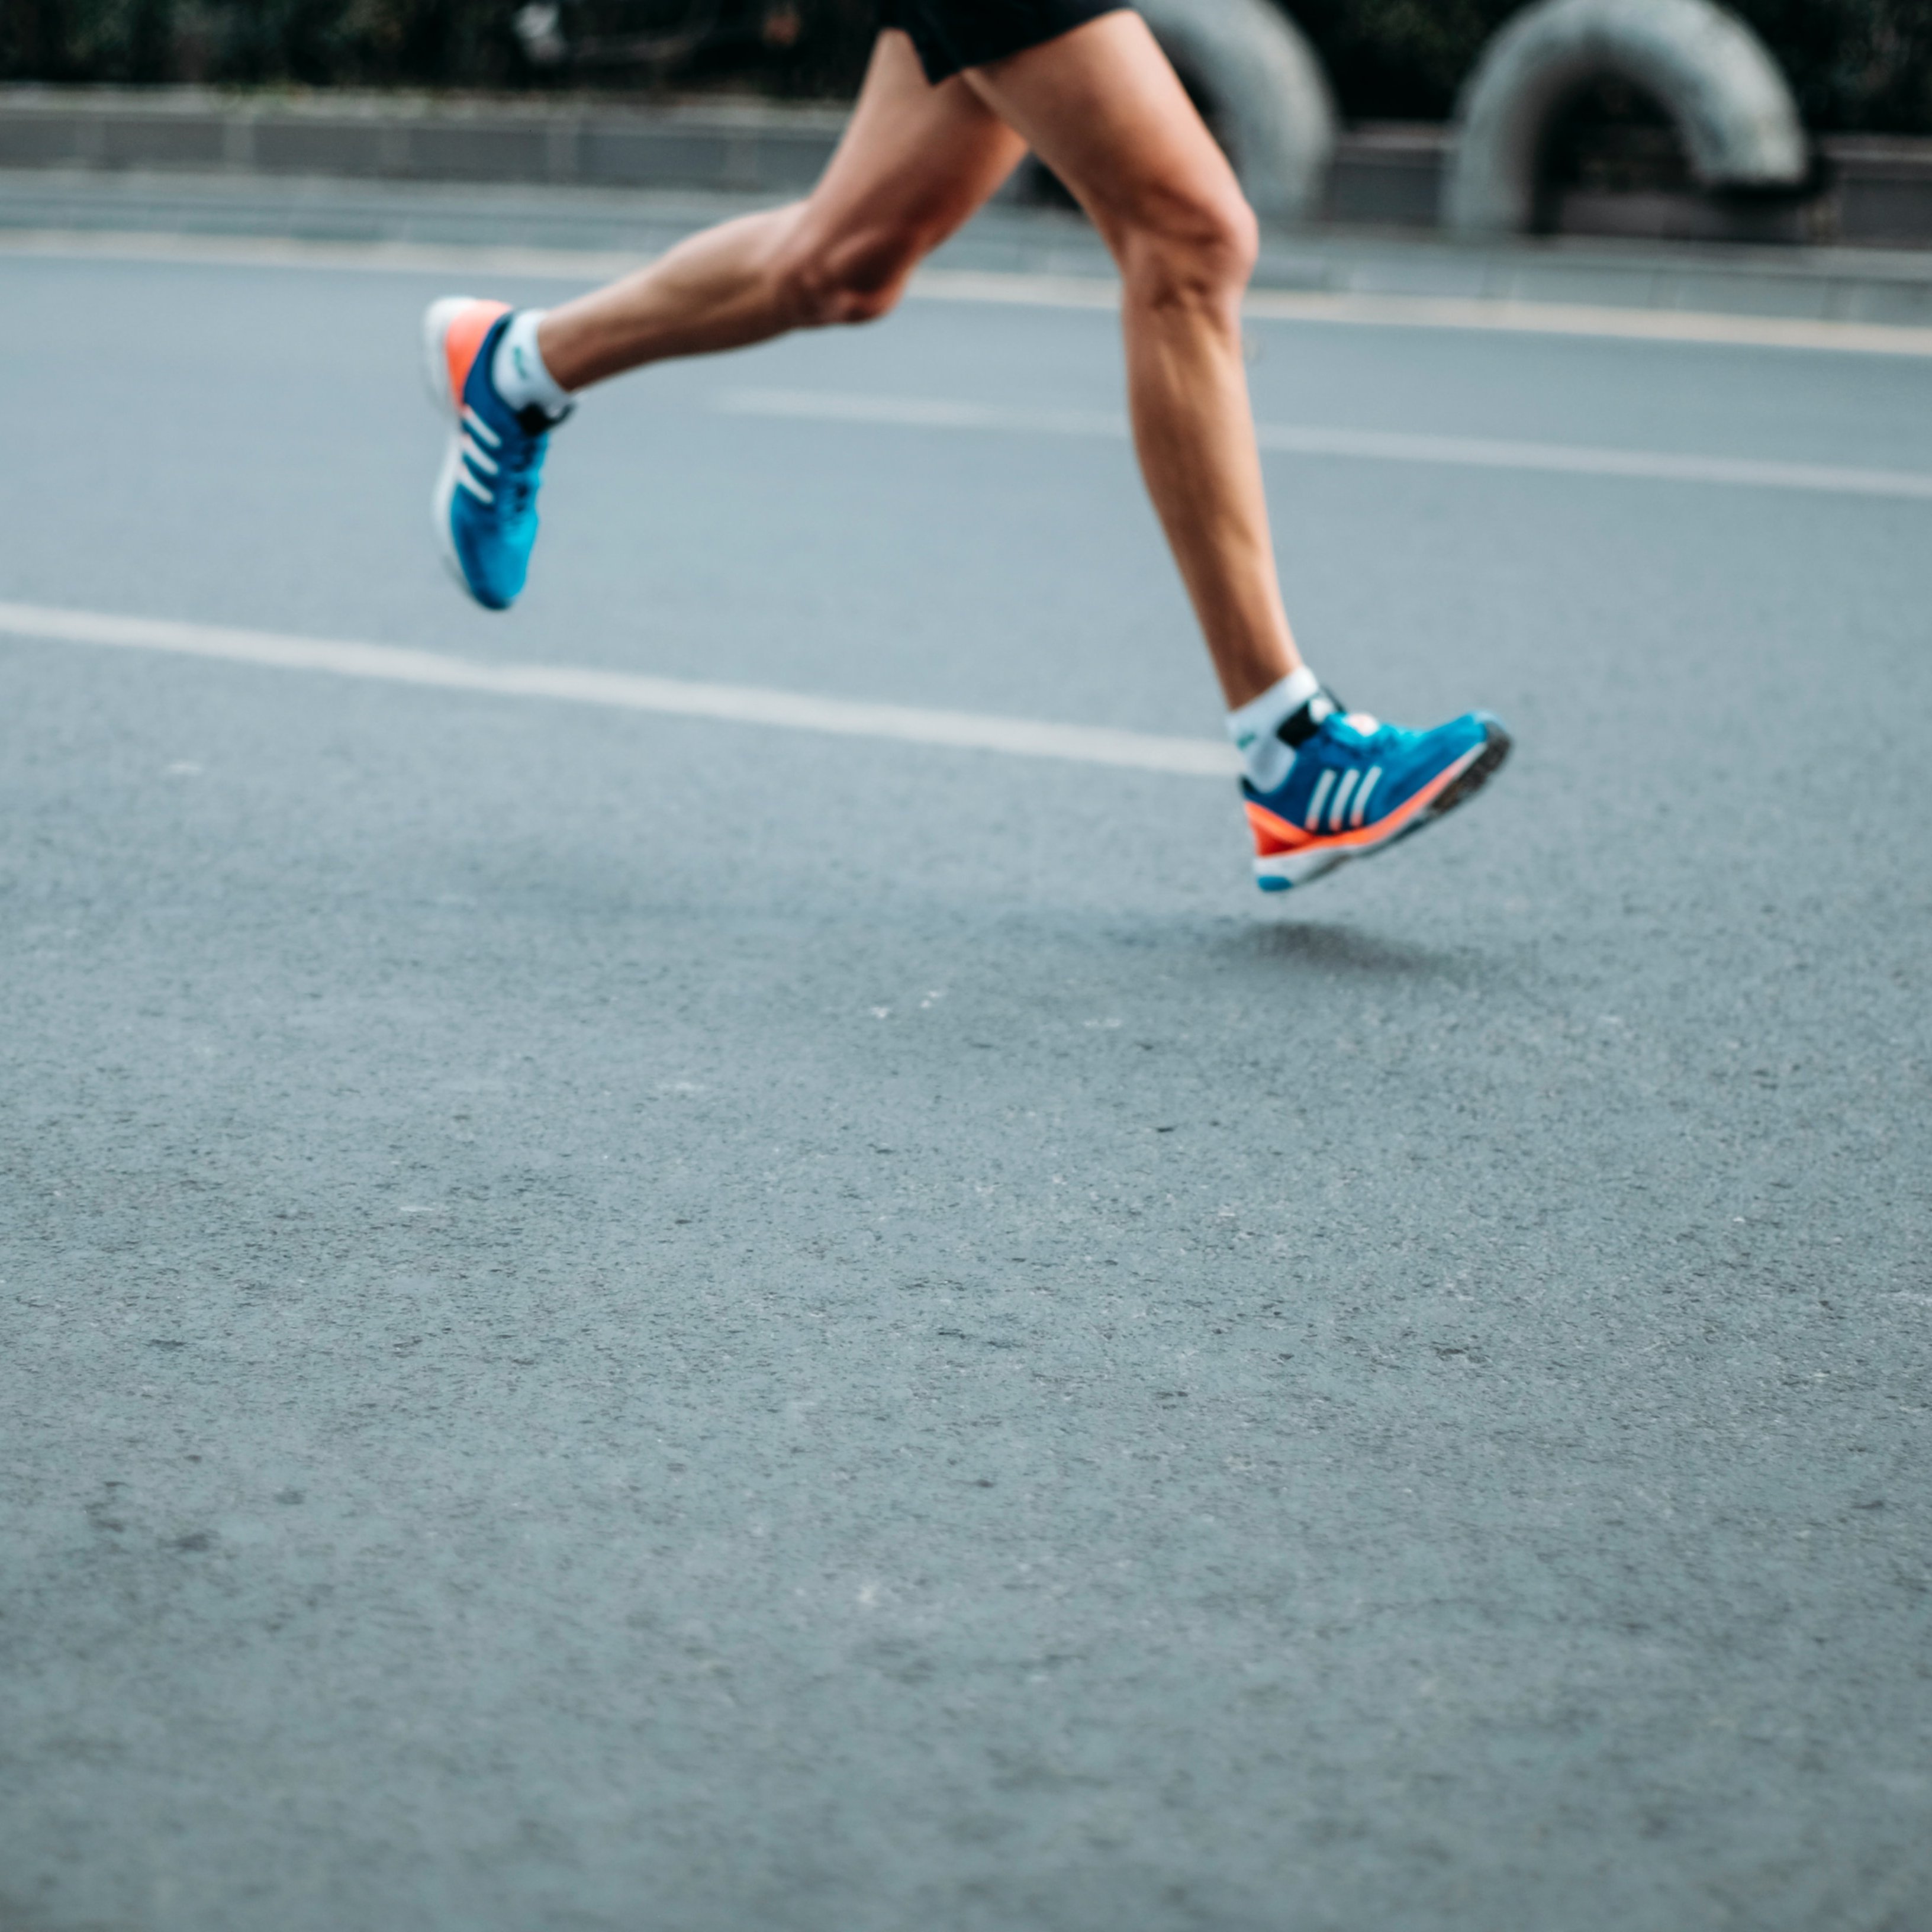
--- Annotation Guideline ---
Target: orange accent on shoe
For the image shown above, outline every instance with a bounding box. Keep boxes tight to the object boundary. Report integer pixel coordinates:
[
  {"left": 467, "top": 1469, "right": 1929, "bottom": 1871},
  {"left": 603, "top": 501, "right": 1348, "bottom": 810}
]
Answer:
[
  {"left": 443, "top": 300, "right": 511, "bottom": 408},
  {"left": 1315, "top": 751, "right": 1476, "bottom": 849},
  {"left": 1245, "top": 800, "right": 1311, "bottom": 856},
  {"left": 1246, "top": 747, "right": 1482, "bottom": 857}
]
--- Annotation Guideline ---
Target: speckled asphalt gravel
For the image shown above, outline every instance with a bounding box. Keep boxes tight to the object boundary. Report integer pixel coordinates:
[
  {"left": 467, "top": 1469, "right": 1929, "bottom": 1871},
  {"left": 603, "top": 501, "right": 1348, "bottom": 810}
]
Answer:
[{"left": 2, "top": 249, "right": 1928, "bottom": 1932}]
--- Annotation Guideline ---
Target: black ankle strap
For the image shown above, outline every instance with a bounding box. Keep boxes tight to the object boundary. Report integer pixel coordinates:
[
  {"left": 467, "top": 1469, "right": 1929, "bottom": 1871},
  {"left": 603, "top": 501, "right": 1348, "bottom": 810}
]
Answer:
[
  {"left": 516, "top": 401, "right": 572, "bottom": 435},
  {"left": 1276, "top": 690, "right": 1339, "bottom": 749}
]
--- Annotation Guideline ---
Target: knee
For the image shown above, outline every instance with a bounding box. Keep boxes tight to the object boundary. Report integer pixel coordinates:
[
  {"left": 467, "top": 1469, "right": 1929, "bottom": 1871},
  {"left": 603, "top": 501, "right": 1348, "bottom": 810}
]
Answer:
[
  {"left": 1119, "top": 184, "right": 1258, "bottom": 315},
  {"left": 774, "top": 222, "right": 925, "bottom": 329}
]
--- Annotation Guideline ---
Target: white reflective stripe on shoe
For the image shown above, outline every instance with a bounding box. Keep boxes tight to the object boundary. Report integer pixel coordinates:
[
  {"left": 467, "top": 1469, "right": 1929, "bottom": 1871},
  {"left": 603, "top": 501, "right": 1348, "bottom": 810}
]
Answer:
[
  {"left": 456, "top": 465, "right": 494, "bottom": 504},
  {"left": 461, "top": 433, "right": 500, "bottom": 476},
  {"left": 1329, "top": 768, "right": 1358, "bottom": 830},
  {"left": 462, "top": 405, "right": 503, "bottom": 447},
  {"left": 1305, "top": 768, "right": 1336, "bottom": 831},
  {"left": 1351, "top": 767, "right": 1382, "bottom": 827}
]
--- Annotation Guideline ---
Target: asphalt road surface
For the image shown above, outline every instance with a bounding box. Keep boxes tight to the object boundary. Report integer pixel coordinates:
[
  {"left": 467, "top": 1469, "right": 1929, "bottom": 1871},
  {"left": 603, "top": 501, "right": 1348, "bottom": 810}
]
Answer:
[{"left": 2, "top": 246, "right": 1929, "bottom": 1932}]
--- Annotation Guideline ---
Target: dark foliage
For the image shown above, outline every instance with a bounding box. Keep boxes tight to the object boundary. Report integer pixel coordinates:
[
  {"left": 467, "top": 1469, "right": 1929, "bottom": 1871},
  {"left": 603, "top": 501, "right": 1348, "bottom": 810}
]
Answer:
[
  {"left": 1287, "top": 0, "right": 1932, "bottom": 131},
  {"left": 4, "top": 0, "right": 1930, "bottom": 134}
]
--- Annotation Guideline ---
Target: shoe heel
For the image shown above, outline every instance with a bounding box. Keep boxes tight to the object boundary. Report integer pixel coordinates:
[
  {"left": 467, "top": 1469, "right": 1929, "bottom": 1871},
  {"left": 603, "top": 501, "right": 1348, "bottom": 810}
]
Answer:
[{"left": 420, "top": 297, "right": 479, "bottom": 420}]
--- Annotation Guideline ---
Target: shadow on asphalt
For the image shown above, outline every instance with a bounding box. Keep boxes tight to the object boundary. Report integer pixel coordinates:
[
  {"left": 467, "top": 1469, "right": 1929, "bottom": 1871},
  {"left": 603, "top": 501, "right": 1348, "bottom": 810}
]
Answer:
[{"left": 1210, "top": 916, "right": 1465, "bottom": 980}]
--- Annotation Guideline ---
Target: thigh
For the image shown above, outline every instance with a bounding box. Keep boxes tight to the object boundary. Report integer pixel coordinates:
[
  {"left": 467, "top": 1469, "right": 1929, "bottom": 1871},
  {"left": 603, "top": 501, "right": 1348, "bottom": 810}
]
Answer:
[
  {"left": 796, "top": 30, "right": 1029, "bottom": 257},
  {"left": 961, "top": 11, "right": 1241, "bottom": 246}
]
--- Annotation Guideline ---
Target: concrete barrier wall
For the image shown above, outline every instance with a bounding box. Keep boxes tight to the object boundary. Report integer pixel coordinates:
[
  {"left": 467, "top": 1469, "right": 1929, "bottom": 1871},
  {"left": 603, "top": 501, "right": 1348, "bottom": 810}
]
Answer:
[
  {"left": 0, "top": 89, "right": 849, "bottom": 195},
  {"left": 1331, "top": 120, "right": 1932, "bottom": 246},
  {"left": 4, "top": 85, "right": 1931, "bottom": 247}
]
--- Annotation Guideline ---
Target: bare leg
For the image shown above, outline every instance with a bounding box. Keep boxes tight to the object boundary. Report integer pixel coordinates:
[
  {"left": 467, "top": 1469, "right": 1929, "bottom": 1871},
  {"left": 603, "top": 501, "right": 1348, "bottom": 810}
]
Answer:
[
  {"left": 534, "top": 17, "right": 1295, "bottom": 709},
  {"left": 538, "top": 33, "right": 1025, "bottom": 390},
  {"left": 964, "top": 12, "right": 1299, "bottom": 707}
]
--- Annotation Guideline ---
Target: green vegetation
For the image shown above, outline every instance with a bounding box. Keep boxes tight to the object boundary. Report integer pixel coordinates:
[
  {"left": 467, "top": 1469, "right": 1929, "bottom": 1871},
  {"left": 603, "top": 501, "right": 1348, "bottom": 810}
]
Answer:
[
  {"left": 1295, "top": 0, "right": 1932, "bottom": 132},
  {"left": 4, "top": 0, "right": 1929, "bottom": 134}
]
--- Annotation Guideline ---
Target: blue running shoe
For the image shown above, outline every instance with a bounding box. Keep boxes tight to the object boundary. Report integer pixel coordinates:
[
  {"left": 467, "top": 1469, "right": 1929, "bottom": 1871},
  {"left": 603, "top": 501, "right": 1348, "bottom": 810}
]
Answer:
[
  {"left": 1243, "top": 690, "right": 1511, "bottom": 892},
  {"left": 420, "top": 297, "right": 566, "bottom": 611}
]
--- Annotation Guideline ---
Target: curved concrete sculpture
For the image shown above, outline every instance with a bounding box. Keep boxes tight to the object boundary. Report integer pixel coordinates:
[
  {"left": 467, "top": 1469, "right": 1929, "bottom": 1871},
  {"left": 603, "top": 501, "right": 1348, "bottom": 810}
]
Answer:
[
  {"left": 1136, "top": 0, "right": 1337, "bottom": 223},
  {"left": 1442, "top": 0, "right": 1807, "bottom": 235}
]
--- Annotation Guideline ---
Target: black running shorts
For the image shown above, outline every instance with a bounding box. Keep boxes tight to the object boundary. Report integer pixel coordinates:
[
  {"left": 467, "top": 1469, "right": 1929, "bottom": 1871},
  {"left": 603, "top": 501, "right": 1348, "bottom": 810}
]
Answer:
[{"left": 879, "top": 0, "right": 1129, "bottom": 83}]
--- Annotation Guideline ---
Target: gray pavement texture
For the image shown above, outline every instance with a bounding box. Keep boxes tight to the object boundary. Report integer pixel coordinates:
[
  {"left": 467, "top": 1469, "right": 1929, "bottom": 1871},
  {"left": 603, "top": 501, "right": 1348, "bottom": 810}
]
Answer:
[
  {"left": 10, "top": 166, "right": 1932, "bottom": 326},
  {"left": 2, "top": 252, "right": 1930, "bottom": 1932}
]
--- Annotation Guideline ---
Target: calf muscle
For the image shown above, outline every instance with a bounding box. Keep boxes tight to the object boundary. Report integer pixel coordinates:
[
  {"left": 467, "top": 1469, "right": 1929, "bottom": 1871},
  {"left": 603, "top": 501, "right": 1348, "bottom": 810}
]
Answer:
[{"left": 967, "top": 12, "right": 1297, "bottom": 706}]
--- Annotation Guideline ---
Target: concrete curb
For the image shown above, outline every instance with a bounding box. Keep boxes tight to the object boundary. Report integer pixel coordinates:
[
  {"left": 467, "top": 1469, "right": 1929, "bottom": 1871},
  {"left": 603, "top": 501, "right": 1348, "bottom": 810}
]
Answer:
[{"left": 5, "top": 169, "right": 1931, "bottom": 330}]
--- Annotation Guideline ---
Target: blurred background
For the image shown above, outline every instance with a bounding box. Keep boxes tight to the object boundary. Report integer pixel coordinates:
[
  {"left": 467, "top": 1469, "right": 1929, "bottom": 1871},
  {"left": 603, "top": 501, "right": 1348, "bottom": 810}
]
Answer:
[
  {"left": 7, "top": 0, "right": 1932, "bottom": 255},
  {"left": 4, "top": 0, "right": 1927, "bottom": 130}
]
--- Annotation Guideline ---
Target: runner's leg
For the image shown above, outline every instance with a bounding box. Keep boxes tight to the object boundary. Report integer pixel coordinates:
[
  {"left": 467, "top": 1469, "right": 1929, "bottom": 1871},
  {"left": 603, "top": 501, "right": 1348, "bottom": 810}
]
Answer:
[
  {"left": 426, "top": 5, "right": 1506, "bottom": 887},
  {"left": 538, "top": 33, "right": 1026, "bottom": 389},
  {"left": 962, "top": 12, "right": 1298, "bottom": 707}
]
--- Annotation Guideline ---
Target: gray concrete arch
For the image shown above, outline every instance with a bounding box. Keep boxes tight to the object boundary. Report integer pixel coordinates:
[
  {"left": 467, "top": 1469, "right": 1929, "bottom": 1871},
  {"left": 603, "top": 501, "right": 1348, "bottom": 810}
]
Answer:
[
  {"left": 1442, "top": 0, "right": 1807, "bottom": 236},
  {"left": 1135, "top": 0, "right": 1338, "bottom": 223}
]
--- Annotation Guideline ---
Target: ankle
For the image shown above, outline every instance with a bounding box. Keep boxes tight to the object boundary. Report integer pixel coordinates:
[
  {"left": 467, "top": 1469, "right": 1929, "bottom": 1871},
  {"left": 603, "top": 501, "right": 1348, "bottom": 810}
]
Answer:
[
  {"left": 492, "top": 310, "right": 574, "bottom": 419},
  {"left": 1227, "top": 666, "right": 1327, "bottom": 792}
]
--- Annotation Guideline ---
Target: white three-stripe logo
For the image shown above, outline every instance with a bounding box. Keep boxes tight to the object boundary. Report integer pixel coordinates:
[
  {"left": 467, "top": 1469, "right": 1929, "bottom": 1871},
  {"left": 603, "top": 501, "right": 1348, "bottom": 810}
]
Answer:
[
  {"left": 456, "top": 405, "right": 501, "bottom": 504},
  {"left": 1305, "top": 768, "right": 1335, "bottom": 830},
  {"left": 1306, "top": 764, "right": 1384, "bottom": 834},
  {"left": 1352, "top": 766, "right": 1382, "bottom": 827},
  {"left": 1329, "top": 768, "right": 1358, "bottom": 830}
]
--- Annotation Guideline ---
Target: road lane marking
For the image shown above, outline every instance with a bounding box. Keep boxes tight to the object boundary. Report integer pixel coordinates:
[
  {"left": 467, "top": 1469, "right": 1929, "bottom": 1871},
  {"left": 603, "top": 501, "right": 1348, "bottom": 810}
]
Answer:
[
  {"left": 0, "top": 227, "right": 647, "bottom": 283},
  {"left": 720, "top": 387, "right": 1932, "bottom": 501},
  {"left": 5, "top": 228, "right": 1932, "bottom": 359},
  {"left": 0, "top": 601, "right": 1238, "bottom": 779},
  {"left": 729, "top": 389, "right": 1131, "bottom": 438},
  {"left": 920, "top": 267, "right": 1932, "bottom": 359}
]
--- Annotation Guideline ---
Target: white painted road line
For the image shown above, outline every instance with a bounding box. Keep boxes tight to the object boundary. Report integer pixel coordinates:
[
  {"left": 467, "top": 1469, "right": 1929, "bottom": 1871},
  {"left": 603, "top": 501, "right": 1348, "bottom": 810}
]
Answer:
[
  {"left": 721, "top": 388, "right": 1932, "bottom": 503},
  {"left": 919, "top": 267, "right": 1932, "bottom": 360},
  {"left": 6, "top": 229, "right": 1932, "bottom": 359},
  {"left": 729, "top": 389, "right": 1131, "bottom": 439},
  {"left": 0, "top": 601, "right": 1239, "bottom": 780},
  {"left": 0, "top": 226, "right": 646, "bottom": 284}
]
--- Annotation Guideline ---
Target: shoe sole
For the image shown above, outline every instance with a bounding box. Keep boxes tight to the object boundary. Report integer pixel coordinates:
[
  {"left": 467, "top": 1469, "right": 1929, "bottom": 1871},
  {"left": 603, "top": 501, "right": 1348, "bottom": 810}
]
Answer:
[
  {"left": 1254, "top": 719, "right": 1513, "bottom": 893},
  {"left": 421, "top": 297, "right": 482, "bottom": 603}
]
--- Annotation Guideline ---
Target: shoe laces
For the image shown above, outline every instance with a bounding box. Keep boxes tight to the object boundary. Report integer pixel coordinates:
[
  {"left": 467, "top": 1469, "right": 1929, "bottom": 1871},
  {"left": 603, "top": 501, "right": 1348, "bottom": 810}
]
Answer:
[
  {"left": 494, "top": 414, "right": 555, "bottom": 516},
  {"left": 1318, "top": 700, "right": 1389, "bottom": 754},
  {"left": 482, "top": 400, "right": 567, "bottom": 513}
]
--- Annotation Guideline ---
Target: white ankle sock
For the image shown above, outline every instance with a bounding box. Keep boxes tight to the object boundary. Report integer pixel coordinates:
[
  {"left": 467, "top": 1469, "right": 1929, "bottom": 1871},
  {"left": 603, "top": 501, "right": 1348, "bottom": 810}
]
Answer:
[
  {"left": 491, "top": 310, "right": 572, "bottom": 418},
  {"left": 1227, "top": 666, "right": 1321, "bottom": 793}
]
